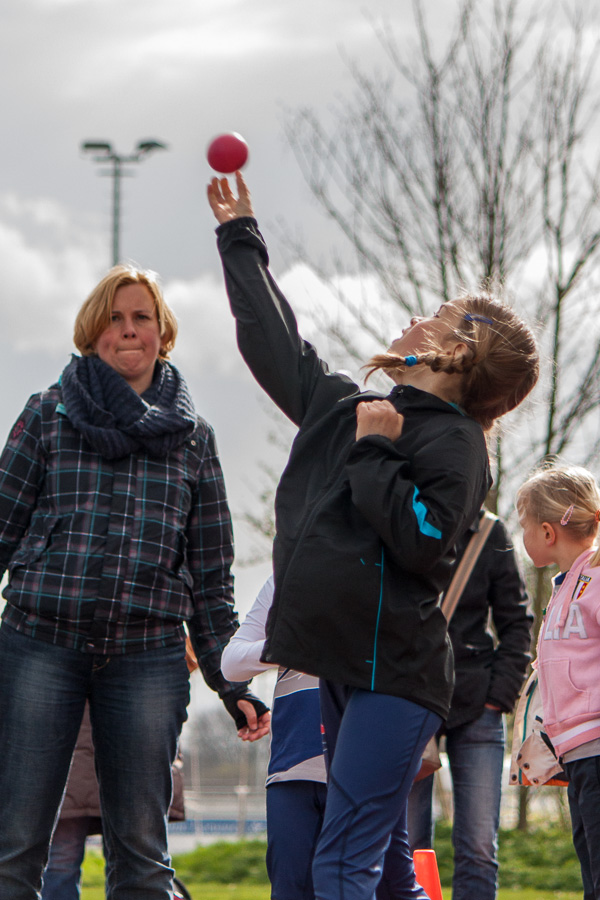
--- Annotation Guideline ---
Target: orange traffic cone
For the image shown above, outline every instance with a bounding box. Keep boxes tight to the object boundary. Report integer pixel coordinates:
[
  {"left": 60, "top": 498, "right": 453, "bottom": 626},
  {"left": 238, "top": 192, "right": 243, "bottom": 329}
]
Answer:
[{"left": 413, "top": 848, "right": 443, "bottom": 900}]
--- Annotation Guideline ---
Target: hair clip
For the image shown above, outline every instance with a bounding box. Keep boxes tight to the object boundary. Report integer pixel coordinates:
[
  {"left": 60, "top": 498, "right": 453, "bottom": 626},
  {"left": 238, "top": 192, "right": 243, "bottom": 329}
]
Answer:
[
  {"left": 560, "top": 504, "right": 575, "bottom": 526},
  {"left": 464, "top": 313, "right": 493, "bottom": 325},
  {"left": 404, "top": 355, "right": 418, "bottom": 367}
]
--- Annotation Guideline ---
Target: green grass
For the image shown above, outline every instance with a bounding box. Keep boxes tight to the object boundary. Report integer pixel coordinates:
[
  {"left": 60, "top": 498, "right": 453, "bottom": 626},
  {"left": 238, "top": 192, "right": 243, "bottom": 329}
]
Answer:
[
  {"left": 79, "top": 824, "right": 584, "bottom": 899},
  {"left": 496, "top": 894, "right": 579, "bottom": 900},
  {"left": 80, "top": 883, "right": 270, "bottom": 900},
  {"left": 433, "top": 821, "right": 583, "bottom": 893},
  {"left": 172, "top": 839, "right": 270, "bottom": 884}
]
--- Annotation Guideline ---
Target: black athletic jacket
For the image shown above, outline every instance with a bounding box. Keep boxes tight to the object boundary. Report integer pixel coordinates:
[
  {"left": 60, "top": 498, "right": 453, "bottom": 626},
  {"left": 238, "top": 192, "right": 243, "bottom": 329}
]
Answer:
[
  {"left": 445, "top": 513, "right": 532, "bottom": 730},
  {"left": 216, "top": 218, "right": 491, "bottom": 719}
]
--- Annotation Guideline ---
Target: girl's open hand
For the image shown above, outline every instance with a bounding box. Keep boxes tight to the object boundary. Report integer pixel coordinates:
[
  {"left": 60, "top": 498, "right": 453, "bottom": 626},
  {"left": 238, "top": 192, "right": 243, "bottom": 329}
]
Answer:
[
  {"left": 355, "top": 400, "right": 404, "bottom": 442},
  {"left": 207, "top": 171, "right": 254, "bottom": 224}
]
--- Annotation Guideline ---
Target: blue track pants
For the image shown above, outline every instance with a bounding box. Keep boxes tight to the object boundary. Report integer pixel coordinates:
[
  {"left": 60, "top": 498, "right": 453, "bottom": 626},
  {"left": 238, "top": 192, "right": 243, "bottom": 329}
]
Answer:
[{"left": 314, "top": 682, "right": 441, "bottom": 900}]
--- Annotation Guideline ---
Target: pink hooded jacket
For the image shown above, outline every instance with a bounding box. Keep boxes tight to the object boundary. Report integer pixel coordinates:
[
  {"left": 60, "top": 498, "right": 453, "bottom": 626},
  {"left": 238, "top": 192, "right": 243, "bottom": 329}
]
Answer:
[{"left": 537, "top": 548, "right": 600, "bottom": 757}]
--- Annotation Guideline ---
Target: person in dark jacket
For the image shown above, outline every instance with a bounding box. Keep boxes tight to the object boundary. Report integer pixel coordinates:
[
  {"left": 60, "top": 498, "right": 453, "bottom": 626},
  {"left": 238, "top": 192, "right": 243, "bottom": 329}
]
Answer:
[
  {"left": 207, "top": 172, "right": 539, "bottom": 900},
  {"left": 0, "top": 264, "right": 269, "bottom": 900},
  {"left": 406, "top": 512, "right": 532, "bottom": 900}
]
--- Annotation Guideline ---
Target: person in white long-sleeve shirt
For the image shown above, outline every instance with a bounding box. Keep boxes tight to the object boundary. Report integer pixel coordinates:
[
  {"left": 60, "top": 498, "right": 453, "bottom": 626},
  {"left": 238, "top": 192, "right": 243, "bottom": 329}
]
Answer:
[{"left": 222, "top": 577, "right": 326, "bottom": 900}]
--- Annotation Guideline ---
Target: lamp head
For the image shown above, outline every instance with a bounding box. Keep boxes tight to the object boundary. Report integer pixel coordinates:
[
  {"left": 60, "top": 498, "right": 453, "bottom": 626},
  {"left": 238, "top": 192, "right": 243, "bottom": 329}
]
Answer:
[
  {"left": 136, "top": 140, "right": 168, "bottom": 155},
  {"left": 81, "top": 141, "right": 113, "bottom": 154}
]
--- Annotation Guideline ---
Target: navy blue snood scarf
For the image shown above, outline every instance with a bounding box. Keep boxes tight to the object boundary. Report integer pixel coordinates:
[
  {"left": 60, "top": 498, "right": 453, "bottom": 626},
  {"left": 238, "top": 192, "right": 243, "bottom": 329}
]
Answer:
[{"left": 60, "top": 355, "right": 197, "bottom": 460}]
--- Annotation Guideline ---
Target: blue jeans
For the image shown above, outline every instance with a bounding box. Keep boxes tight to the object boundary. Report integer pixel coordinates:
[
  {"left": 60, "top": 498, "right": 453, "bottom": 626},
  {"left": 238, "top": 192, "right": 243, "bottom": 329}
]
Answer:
[
  {"left": 407, "top": 707, "right": 505, "bottom": 900},
  {"left": 564, "top": 755, "right": 600, "bottom": 900},
  {"left": 0, "top": 624, "right": 190, "bottom": 900},
  {"left": 316, "top": 682, "right": 441, "bottom": 900},
  {"left": 42, "top": 816, "right": 100, "bottom": 900}
]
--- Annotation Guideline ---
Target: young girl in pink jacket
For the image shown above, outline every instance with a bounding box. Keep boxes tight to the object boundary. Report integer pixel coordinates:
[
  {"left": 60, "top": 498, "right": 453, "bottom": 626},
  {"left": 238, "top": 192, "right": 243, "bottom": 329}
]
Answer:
[{"left": 517, "top": 464, "right": 600, "bottom": 900}]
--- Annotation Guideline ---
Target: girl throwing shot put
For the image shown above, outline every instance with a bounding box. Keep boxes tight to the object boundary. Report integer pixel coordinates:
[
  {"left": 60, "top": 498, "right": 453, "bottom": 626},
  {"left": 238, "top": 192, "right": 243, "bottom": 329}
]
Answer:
[{"left": 208, "top": 172, "right": 539, "bottom": 900}]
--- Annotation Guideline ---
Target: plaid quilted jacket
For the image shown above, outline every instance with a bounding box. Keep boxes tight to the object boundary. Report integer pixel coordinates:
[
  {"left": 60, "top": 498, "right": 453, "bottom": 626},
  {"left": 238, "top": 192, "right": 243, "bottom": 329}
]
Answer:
[{"left": 0, "top": 384, "right": 238, "bottom": 697}]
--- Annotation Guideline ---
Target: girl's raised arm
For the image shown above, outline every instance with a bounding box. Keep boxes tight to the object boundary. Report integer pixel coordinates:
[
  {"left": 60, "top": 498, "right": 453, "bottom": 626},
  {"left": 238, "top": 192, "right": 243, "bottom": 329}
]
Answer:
[{"left": 209, "top": 174, "right": 359, "bottom": 426}]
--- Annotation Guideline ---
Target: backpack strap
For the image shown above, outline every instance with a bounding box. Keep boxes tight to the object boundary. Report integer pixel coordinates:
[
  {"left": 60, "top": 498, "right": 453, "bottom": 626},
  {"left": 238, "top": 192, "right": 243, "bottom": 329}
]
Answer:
[{"left": 440, "top": 510, "right": 498, "bottom": 623}]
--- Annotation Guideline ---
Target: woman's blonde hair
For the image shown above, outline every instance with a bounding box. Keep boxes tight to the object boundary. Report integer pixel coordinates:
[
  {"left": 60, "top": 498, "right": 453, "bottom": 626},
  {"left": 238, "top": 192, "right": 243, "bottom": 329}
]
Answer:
[
  {"left": 73, "top": 264, "right": 178, "bottom": 358},
  {"left": 517, "top": 464, "right": 600, "bottom": 566},
  {"left": 365, "top": 292, "right": 539, "bottom": 431}
]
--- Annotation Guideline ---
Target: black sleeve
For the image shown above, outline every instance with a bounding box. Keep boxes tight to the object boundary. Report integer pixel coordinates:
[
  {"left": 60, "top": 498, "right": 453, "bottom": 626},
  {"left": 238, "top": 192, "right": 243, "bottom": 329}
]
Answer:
[
  {"left": 216, "top": 217, "right": 359, "bottom": 426},
  {"left": 345, "top": 422, "right": 489, "bottom": 573}
]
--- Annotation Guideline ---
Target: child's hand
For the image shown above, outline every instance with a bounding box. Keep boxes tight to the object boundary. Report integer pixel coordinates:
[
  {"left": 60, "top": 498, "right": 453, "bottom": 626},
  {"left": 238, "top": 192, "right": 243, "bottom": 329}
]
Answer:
[
  {"left": 236, "top": 699, "right": 271, "bottom": 742},
  {"left": 355, "top": 400, "right": 404, "bottom": 442},
  {"left": 207, "top": 171, "right": 254, "bottom": 224}
]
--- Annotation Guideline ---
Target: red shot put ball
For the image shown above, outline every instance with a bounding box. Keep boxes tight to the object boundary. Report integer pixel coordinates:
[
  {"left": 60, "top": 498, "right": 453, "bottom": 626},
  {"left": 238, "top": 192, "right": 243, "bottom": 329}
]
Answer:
[{"left": 206, "top": 132, "right": 249, "bottom": 174}]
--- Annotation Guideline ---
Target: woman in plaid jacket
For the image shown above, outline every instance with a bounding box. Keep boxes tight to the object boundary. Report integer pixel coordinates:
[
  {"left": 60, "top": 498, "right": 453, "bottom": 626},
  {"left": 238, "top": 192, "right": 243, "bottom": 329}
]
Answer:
[{"left": 0, "top": 264, "right": 269, "bottom": 900}]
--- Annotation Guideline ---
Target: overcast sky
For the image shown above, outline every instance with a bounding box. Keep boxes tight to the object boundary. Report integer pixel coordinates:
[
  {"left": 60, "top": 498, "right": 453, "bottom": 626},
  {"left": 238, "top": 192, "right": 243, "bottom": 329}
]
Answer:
[{"left": 0, "top": 0, "right": 458, "bottom": 710}]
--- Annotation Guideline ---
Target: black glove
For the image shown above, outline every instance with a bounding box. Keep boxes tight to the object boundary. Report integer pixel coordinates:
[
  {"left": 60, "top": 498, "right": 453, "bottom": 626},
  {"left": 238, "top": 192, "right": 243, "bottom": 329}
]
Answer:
[{"left": 223, "top": 689, "right": 269, "bottom": 731}]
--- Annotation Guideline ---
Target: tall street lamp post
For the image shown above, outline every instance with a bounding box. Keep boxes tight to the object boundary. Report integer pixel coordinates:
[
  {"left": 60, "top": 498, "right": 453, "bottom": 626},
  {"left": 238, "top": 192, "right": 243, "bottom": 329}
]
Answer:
[{"left": 81, "top": 140, "right": 167, "bottom": 266}]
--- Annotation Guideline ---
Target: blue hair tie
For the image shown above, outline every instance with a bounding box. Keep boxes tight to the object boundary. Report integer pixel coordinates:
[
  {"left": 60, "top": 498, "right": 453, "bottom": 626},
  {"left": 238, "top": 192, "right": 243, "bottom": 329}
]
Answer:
[
  {"left": 404, "top": 355, "right": 418, "bottom": 367},
  {"left": 464, "top": 313, "right": 493, "bottom": 325}
]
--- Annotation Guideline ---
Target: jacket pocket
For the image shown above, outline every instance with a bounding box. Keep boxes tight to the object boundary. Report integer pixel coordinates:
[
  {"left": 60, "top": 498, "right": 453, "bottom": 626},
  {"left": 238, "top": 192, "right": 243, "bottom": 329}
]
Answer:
[
  {"left": 538, "top": 657, "right": 590, "bottom": 728},
  {"left": 8, "top": 515, "right": 61, "bottom": 571}
]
